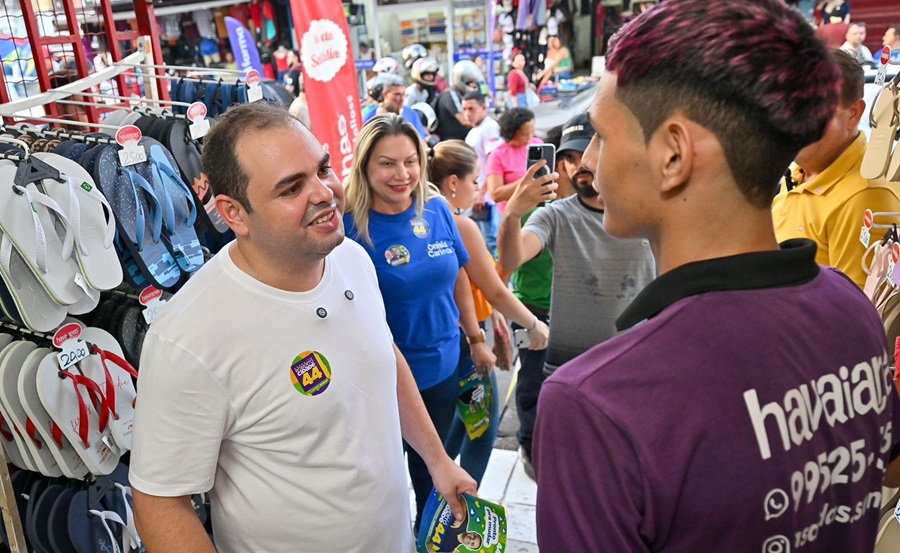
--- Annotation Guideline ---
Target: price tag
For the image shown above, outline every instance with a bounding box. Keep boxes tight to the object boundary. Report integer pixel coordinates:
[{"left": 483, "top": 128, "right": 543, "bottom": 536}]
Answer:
[
  {"left": 187, "top": 102, "right": 211, "bottom": 140},
  {"left": 53, "top": 323, "right": 89, "bottom": 371},
  {"left": 860, "top": 226, "right": 871, "bottom": 248},
  {"left": 116, "top": 125, "right": 147, "bottom": 167},
  {"left": 861, "top": 209, "right": 874, "bottom": 247},
  {"left": 246, "top": 69, "right": 263, "bottom": 103},
  {"left": 139, "top": 286, "right": 167, "bottom": 324}
]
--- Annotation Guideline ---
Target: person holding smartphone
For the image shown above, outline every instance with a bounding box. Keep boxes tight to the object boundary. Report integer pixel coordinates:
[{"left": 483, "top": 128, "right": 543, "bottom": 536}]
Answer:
[
  {"left": 498, "top": 114, "right": 657, "bottom": 475},
  {"left": 484, "top": 108, "right": 543, "bottom": 214}
]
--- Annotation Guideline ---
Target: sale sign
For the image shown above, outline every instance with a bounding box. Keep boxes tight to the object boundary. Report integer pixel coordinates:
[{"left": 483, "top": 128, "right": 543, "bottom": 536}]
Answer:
[{"left": 290, "top": 0, "right": 362, "bottom": 181}]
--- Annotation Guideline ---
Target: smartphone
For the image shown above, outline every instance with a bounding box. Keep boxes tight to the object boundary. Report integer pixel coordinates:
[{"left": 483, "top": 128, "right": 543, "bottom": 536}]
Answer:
[
  {"left": 527, "top": 143, "right": 556, "bottom": 180},
  {"left": 514, "top": 328, "right": 532, "bottom": 349}
]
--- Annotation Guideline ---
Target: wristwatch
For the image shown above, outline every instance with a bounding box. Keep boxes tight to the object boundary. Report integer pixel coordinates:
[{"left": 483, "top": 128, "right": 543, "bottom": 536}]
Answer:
[{"left": 466, "top": 329, "right": 486, "bottom": 345}]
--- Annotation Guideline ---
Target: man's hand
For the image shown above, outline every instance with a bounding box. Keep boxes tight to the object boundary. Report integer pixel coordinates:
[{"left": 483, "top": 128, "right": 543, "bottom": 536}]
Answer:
[
  {"left": 506, "top": 161, "right": 558, "bottom": 220},
  {"left": 428, "top": 456, "right": 477, "bottom": 522}
]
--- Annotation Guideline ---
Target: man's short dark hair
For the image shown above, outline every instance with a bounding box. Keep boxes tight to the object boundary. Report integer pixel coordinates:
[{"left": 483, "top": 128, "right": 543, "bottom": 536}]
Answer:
[
  {"left": 498, "top": 107, "right": 535, "bottom": 142},
  {"left": 891, "top": 25, "right": 900, "bottom": 37},
  {"left": 606, "top": 0, "right": 840, "bottom": 208},
  {"left": 463, "top": 90, "right": 486, "bottom": 105},
  {"left": 545, "top": 125, "right": 563, "bottom": 149},
  {"left": 201, "top": 102, "right": 297, "bottom": 213},
  {"left": 831, "top": 48, "right": 865, "bottom": 106}
]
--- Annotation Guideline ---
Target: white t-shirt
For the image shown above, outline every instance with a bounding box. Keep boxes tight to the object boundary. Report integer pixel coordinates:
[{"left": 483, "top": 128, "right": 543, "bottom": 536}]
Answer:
[
  {"left": 130, "top": 239, "right": 413, "bottom": 553},
  {"left": 465, "top": 115, "right": 502, "bottom": 202}
]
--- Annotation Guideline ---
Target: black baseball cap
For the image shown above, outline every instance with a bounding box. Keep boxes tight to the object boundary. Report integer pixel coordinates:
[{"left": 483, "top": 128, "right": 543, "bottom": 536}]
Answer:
[{"left": 558, "top": 113, "right": 595, "bottom": 155}]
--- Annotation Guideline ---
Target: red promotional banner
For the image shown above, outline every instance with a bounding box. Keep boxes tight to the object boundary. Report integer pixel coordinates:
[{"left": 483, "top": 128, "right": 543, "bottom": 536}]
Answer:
[{"left": 290, "top": 0, "right": 362, "bottom": 182}]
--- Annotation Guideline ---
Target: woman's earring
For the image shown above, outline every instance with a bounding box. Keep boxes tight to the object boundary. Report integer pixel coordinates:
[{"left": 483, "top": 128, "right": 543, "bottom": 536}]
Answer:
[{"left": 451, "top": 192, "right": 456, "bottom": 198}]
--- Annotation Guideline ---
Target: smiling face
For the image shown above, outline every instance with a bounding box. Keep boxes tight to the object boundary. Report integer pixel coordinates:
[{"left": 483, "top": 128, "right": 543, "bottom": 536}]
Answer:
[
  {"left": 366, "top": 134, "right": 421, "bottom": 214},
  {"left": 234, "top": 123, "right": 345, "bottom": 264}
]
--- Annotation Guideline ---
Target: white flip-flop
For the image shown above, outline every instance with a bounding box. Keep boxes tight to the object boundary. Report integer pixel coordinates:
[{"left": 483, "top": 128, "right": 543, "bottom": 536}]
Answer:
[
  {"left": 0, "top": 334, "right": 33, "bottom": 471},
  {"left": 0, "top": 162, "right": 85, "bottom": 306},
  {"left": 36, "top": 351, "right": 120, "bottom": 475},
  {"left": 862, "top": 84, "right": 899, "bottom": 179},
  {"left": 0, "top": 228, "right": 67, "bottom": 332},
  {"left": 80, "top": 327, "right": 137, "bottom": 452},
  {"left": 33, "top": 153, "right": 122, "bottom": 292},
  {"left": 0, "top": 340, "right": 64, "bottom": 477},
  {"left": 17, "top": 345, "right": 90, "bottom": 480}
]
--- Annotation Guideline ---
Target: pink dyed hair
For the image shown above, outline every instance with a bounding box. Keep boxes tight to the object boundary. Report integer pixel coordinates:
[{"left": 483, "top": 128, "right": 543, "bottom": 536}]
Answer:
[
  {"left": 607, "top": 0, "right": 839, "bottom": 146},
  {"left": 604, "top": 0, "right": 840, "bottom": 207}
]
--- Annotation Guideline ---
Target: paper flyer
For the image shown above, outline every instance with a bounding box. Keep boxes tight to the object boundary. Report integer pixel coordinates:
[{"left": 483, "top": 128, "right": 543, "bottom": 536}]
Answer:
[
  {"left": 457, "top": 362, "right": 493, "bottom": 440},
  {"left": 418, "top": 491, "right": 507, "bottom": 553}
]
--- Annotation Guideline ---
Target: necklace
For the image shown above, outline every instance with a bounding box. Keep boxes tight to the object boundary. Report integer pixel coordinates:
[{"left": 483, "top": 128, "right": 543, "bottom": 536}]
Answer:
[{"left": 235, "top": 243, "right": 264, "bottom": 283}]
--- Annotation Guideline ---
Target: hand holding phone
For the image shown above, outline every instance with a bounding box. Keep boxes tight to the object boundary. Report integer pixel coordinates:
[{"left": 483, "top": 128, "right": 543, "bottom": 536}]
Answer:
[
  {"left": 528, "top": 144, "right": 556, "bottom": 181},
  {"left": 514, "top": 328, "right": 532, "bottom": 349}
]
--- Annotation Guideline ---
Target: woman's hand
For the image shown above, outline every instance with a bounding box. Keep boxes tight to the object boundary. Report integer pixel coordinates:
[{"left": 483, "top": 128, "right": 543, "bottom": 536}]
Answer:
[
  {"left": 526, "top": 318, "right": 550, "bottom": 351},
  {"left": 470, "top": 342, "right": 496, "bottom": 375}
]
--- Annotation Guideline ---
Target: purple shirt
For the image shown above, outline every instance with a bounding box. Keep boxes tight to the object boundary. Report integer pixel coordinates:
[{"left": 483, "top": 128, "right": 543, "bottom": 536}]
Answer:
[{"left": 534, "top": 240, "right": 900, "bottom": 552}]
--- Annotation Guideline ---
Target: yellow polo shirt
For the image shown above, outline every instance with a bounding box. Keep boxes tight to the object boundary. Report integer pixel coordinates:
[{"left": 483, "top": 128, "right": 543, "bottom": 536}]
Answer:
[{"left": 772, "top": 133, "right": 900, "bottom": 288}]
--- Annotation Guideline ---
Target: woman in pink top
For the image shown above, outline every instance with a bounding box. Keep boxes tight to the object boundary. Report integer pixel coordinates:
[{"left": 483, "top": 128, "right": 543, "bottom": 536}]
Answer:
[{"left": 484, "top": 108, "right": 543, "bottom": 213}]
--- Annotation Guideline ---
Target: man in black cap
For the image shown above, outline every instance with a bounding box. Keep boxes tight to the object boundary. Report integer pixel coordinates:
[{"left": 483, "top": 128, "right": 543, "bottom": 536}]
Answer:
[{"left": 497, "top": 113, "right": 657, "bottom": 476}]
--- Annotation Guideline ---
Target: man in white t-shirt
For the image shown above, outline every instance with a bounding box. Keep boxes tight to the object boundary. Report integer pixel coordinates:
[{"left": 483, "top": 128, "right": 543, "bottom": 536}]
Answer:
[
  {"left": 129, "top": 102, "right": 476, "bottom": 553},
  {"left": 463, "top": 90, "right": 502, "bottom": 255}
]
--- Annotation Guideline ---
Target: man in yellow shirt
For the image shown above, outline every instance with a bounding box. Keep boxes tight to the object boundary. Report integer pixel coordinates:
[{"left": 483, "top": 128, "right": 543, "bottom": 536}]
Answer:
[{"left": 772, "top": 49, "right": 900, "bottom": 288}]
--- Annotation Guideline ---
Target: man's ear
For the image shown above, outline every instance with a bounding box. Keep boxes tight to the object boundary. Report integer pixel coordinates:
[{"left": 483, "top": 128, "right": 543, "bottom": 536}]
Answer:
[
  {"left": 657, "top": 119, "right": 693, "bottom": 194},
  {"left": 846, "top": 98, "right": 866, "bottom": 130},
  {"left": 215, "top": 194, "right": 249, "bottom": 236}
]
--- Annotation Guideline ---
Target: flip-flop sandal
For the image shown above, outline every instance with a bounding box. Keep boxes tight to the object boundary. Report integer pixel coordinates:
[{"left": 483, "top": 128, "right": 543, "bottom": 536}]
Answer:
[
  {"left": 0, "top": 341, "right": 64, "bottom": 477},
  {"left": 91, "top": 298, "right": 120, "bottom": 333},
  {"left": 164, "top": 120, "right": 229, "bottom": 234},
  {"left": 68, "top": 487, "right": 124, "bottom": 553},
  {"left": 22, "top": 480, "right": 53, "bottom": 553},
  {"left": 0, "top": 273, "right": 24, "bottom": 323},
  {"left": 18, "top": 345, "right": 89, "bottom": 480},
  {"left": 92, "top": 145, "right": 181, "bottom": 290},
  {"left": 119, "top": 307, "right": 145, "bottom": 369},
  {"left": 33, "top": 153, "right": 122, "bottom": 292},
  {"left": 862, "top": 84, "right": 900, "bottom": 179},
  {"left": 0, "top": 338, "right": 41, "bottom": 472},
  {"left": 0, "top": 162, "right": 85, "bottom": 306},
  {"left": 0, "top": 225, "right": 67, "bottom": 331},
  {"left": 48, "top": 486, "right": 79, "bottom": 553},
  {"left": 143, "top": 142, "right": 204, "bottom": 273},
  {"left": 36, "top": 351, "right": 120, "bottom": 475},
  {"left": 30, "top": 482, "right": 63, "bottom": 553},
  {"left": 95, "top": 465, "right": 142, "bottom": 552},
  {"left": 81, "top": 326, "right": 137, "bottom": 452},
  {"left": 888, "top": 135, "right": 900, "bottom": 183},
  {"left": 25, "top": 478, "right": 50, "bottom": 553}
]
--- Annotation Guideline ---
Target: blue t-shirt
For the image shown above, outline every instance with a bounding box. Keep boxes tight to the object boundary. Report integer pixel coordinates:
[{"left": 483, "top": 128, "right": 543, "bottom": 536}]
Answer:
[
  {"left": 344, "top": 197, "right": 469, "bottom": 390},
  {"left": 361, "top": 104, "right": 428, "bottom": 139}
]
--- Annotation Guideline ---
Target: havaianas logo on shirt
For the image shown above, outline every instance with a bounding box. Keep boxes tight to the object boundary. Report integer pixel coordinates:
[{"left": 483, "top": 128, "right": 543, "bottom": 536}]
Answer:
[{"left": 290, "top": 351, "right": 332, "bottom": 396}]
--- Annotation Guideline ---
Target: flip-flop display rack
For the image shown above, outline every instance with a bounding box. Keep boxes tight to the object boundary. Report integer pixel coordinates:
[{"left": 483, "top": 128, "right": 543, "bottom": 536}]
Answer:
[{"left": 0, "top": 35, "right": 248, "bottom": 552}]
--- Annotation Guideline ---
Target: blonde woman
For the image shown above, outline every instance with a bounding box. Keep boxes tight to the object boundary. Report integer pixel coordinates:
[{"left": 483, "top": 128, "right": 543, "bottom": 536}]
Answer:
[
  {"left": 428, "top": 139, "right": 550, "bottom": 485},
  {"left": 343, "top": 114, "right": 494, "bottom": 530}
]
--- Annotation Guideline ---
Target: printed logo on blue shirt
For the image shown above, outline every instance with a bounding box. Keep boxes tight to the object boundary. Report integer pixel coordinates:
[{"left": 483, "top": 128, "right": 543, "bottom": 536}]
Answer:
[{"left": 427, "top": 240, "right": 455, "bottom": 258}]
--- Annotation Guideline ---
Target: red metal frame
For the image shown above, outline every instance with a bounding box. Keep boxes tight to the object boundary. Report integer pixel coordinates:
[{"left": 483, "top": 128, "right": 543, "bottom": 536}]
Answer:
[{"left": 0, "top": 0, "right": 166, "bottom": 127}]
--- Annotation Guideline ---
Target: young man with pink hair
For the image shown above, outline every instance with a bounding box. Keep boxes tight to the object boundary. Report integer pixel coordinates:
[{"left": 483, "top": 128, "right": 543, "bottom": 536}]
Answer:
[{"left": 533, "top": 1, "right": 900, "bottom": 551}]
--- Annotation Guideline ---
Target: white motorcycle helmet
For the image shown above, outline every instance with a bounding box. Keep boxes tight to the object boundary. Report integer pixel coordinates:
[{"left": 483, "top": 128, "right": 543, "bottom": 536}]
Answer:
[
  {"left": 411, "top": 57, "right": 441, "bottom": 88},
  {"left": 372, "top": 57, "right": 401, "bottom": 75},
  {"left": 411, "top": 102, "right": 438, "bottom": 133},
  {"left": 402, "top": 43, "right": 428, "bottom": 70}
]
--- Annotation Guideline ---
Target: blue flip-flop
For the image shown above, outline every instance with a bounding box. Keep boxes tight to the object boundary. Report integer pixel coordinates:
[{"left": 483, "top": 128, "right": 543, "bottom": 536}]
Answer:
[
  {"left": 29, "top": 482, "right": 63, "bottom": 553},
  {"left": 48, "top": 486, "right": 78, "bottom": 553},
  {"left": 142, "top": 142, "right": 204, "bottom": 274},
  {"left": 92, "top": 145, "right": 181, "bottom": 290}
]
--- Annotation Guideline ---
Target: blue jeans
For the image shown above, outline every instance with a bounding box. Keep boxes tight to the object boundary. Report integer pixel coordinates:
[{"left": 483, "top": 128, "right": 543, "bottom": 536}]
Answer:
[
  {"left": 512, "top": 315, "right": 549, "bottom": 459},
  {"left": 444, "top": 337, "right": 500, "bottom": 486},
  {"left": 406, "top": 371, "right": 458, "bottom": 530}
]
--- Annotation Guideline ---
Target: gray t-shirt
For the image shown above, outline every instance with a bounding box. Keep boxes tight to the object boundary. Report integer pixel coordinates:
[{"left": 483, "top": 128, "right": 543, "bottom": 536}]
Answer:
[{"left": 523, "top": 195, "right": 656, "bottom": 369}]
